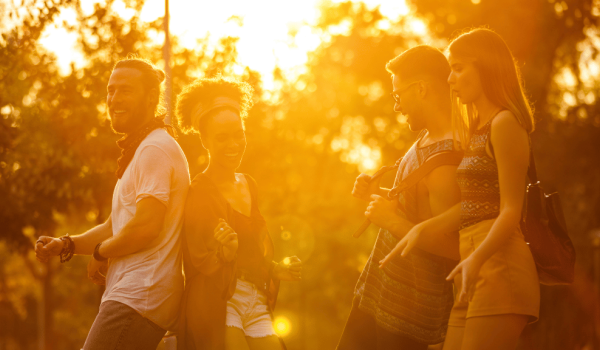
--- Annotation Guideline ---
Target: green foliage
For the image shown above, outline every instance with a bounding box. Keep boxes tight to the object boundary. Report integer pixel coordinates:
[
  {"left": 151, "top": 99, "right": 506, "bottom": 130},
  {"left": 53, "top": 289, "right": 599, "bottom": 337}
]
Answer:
[{"left": 1, "top": 0, "right": 599, "bottom": 349}]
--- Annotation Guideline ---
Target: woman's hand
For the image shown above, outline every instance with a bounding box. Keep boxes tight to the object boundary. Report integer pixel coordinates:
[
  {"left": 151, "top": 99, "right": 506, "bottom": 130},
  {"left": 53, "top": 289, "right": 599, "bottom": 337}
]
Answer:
[
  {"left": 214, "top": 218, "right": 238, "bottom": 262},
  {"left": 378, "top": 223, "right": 423, "bottom": 268},
  {"left": 446, "top": 256, "right": 484, "bottom": 303},
  {"left": 273, "top": 256, "right": 302, "bottom": 281}
]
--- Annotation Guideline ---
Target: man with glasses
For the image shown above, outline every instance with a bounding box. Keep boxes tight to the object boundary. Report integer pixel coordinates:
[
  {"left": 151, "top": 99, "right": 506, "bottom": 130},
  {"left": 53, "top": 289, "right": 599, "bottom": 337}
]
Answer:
[{"left": 337, "top": 45, "right": 462, "bottom": 349}]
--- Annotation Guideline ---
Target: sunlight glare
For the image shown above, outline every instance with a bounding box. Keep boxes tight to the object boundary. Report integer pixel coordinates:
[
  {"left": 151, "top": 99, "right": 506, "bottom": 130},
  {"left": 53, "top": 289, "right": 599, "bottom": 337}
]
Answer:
[
  {"left": 274, "top": 316, "right": 292, "bottom": 337},
  {"left": 80, "top": 0, "right": 105, "bottom": 16},
  {"left": 38, "top": 7, "right": 85, "bottom": 74},
  {"left": 355, "top": 0, "right": 410, "bottom": 19},
  {"left": 33, "top": 0, "right": 415, "bottom": 88},
  {"left": 112, "top": 0, "right": 136, "bottom": 21},
  {"left": 408, "top": 18, "right": 427, "bottom": 35}
]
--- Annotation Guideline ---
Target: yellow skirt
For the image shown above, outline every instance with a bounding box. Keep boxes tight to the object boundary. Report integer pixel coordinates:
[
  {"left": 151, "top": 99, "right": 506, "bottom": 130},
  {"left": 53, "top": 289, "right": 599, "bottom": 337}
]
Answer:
[{"left": 448, "top": 219, "right": 540, "bottom": 327}]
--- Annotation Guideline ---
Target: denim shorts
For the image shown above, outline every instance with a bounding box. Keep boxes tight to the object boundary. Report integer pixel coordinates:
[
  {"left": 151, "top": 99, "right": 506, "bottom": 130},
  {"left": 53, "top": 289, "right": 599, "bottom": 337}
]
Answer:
[
  {"left": 225, "top": 279, "right": 276, "bottom": 338},
  {"left": 83, "top": 300, "right": 166, "bottom": 350}
]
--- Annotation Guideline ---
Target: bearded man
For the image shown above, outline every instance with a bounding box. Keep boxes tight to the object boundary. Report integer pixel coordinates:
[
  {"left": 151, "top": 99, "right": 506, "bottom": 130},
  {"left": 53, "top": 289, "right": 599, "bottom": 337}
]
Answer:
[{"left": 35, "top": 57, "right": 190, "bottom": 350}]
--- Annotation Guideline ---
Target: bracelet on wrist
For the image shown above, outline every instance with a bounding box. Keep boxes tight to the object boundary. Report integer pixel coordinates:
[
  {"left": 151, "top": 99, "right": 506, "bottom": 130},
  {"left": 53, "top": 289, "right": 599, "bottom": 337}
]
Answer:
[
  {"left": 59, "top": 234, "right": 75, "bottom": 263},
  {"left": 93, "top": 242, "right": 108, "bottom": 262}
]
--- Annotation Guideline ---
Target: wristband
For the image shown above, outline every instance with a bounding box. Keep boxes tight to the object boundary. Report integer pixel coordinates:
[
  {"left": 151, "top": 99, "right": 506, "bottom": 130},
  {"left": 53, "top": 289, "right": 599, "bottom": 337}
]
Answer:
[
  {"left": 59, "top": 234, "right": 75, "bottom": 263},
  {"left": 93, "top": 242, "right": 108, "bottom": 262}
]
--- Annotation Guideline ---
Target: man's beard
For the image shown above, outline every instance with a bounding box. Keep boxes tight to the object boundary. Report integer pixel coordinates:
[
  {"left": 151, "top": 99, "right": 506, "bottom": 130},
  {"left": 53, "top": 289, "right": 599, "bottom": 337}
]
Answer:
[
  {"left": 110, "top": 101, "right": 150, "bottom": 135},
  {"left": 406, "top": 112, "right": 426, "bottom": 132}
]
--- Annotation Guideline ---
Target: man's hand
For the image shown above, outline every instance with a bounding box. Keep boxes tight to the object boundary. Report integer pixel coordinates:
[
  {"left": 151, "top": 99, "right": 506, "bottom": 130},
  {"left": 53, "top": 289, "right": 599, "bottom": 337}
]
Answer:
[
  {"left": 352, "top": 174, "right": 382, "bottom": 201},
  {"left": 87, "top": 257, "right": 109, "bottom": 286},
  {"left": 365, "top": 194, "right": 399, "bottom": 231},
  {"left": 35, "top": 237, "right": 65, "bottom": 263},
  {"left": 273, "top": 256, "right": 302, "bottom": 281},
  {"left": 214, "top": 218, "right": 238, "bottom": 262}
]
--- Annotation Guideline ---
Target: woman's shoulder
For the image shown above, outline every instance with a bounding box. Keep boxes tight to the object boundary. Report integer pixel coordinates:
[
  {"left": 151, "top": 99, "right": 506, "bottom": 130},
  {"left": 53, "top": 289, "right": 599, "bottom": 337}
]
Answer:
[
  {"left": 240, "top": 173, "right": 258, "bottom": 186},
  {"left": 491, "top": 110, "right": 525, "bottom": 132},
  {"left": 189, "top": 173, "right": 216, "bottom": 195},
  {"left": 490, "top": 110, "right": 528, "bottom": 142},
  {"left": 240, "top": 173, "right": 260, "bottom": 199},
  {"left": 489, "top": 110, "right": 529, "bottom": 151}
]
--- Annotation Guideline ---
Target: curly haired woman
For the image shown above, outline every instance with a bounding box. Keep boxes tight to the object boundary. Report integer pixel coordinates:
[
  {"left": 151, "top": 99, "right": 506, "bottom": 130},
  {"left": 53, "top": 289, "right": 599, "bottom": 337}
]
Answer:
[{"left": 175, "top": 77, "right": 301, "bottom": 350}]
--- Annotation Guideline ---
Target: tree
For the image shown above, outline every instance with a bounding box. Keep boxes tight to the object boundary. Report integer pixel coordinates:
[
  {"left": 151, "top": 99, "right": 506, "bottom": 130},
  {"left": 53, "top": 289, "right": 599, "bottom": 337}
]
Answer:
[
  {"left": 2, "top": 0, "right": 598, "bottom": 348},
  {"left": 0, "top": 0, "right": 250, "bottom": 347}
]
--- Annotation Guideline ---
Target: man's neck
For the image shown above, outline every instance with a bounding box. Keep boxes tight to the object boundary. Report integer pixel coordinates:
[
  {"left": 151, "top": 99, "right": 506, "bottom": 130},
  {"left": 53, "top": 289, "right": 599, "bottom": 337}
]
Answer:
[
  {"left": 126, "top": 113, "right": 156, "bottom": 137},
  {"left": 422, "top": 106, "right": 452, "bottom": 145}
]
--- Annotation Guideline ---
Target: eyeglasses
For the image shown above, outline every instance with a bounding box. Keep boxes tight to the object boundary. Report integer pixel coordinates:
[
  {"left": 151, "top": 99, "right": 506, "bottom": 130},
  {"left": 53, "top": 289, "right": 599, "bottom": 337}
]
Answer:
[{"left": 390, "top": 81, "right": 422, "bottom": 103}]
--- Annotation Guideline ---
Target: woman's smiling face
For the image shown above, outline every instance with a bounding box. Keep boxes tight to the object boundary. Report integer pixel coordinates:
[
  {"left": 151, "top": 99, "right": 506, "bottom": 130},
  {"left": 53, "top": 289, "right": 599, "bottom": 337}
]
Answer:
[
  {"left": 201, "top": 109, "right": 247, "bottom": 170},
  {"left": 447, "top": 53, "right": 484, "bottom": 105}
]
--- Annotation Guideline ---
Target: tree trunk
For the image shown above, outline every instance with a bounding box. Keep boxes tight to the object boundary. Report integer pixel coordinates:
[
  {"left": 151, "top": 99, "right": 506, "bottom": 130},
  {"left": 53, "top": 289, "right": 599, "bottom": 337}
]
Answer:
[{"left": 40, "top": 263, "right": 54, "bottom": 350}]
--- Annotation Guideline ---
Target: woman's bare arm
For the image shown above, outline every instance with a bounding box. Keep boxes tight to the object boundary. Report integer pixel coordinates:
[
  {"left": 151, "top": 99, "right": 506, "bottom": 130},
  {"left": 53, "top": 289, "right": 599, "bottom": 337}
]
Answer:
[{"left": 467, "top": 110, "right": 529, "bottom": 265}]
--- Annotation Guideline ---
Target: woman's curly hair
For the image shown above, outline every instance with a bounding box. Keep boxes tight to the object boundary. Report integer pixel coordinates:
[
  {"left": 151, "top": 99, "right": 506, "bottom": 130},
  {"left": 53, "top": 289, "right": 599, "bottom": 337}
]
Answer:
[{"left": 175, "top": 76, "right": 254, "bottom": 135}]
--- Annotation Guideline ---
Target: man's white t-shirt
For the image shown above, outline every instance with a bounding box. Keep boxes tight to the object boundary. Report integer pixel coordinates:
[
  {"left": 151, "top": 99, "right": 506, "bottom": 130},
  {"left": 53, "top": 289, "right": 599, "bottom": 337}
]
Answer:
[{"left": 103, "top": 128, "right": 190, "bottom": 331}]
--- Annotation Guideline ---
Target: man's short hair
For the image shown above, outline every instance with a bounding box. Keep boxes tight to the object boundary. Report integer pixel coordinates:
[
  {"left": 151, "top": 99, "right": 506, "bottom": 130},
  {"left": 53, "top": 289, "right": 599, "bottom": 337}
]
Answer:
[{"left": 385, "top": 45, "right": 450, "bottom": 84}]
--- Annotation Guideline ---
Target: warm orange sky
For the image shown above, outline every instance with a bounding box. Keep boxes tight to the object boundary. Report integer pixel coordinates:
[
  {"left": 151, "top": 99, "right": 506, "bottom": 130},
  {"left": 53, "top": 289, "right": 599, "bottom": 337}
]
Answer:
[
  {"left": 2, "top": 0, "right": 597, "bottom": 170},
  {"left": 1, "top": 0, "right": 433, "bottom": 172},
  {"left": 30, "top": 0, "right": 427, "bottom": 89}
]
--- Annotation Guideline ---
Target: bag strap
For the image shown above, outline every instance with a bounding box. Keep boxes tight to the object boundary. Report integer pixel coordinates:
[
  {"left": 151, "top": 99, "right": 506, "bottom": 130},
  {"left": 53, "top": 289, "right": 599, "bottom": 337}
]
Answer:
[
  {"left": 527, "top": 145, "right": 538, "bottom": 184},
  {"left": 244, "top": 174, "right": 258, "bottom": 205},
  {"left": 388, "top": 150, "right": 464, "bottom": 199}
]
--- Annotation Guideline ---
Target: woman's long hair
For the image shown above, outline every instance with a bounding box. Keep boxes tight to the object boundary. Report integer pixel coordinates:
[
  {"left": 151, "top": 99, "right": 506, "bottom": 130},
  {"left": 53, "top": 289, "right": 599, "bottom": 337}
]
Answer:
[{"left": 447, "top": 28, "right": 535, "bottom": 149}]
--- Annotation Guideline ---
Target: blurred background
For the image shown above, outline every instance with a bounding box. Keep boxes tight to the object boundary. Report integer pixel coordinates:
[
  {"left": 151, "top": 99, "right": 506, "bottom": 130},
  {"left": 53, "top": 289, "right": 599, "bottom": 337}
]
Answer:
[{"left": 1, "top": 0, "right": 599, "bottom": 349}]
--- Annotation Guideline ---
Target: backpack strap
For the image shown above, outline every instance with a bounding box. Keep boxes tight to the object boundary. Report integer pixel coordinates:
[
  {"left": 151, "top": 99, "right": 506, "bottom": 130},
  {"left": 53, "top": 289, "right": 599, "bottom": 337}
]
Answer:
[
  {"left": 353, "top": 150, "right": 464, "bottom": 238},
  {"left": 388, "top": 150, "right": 464, "bottom": 199},
  {"left": 527, "top": 140, "right": 538, "bottom": 184},
  {"left": 416, "top": 129, "right": 428, "bottom": 144},
  {"left": 243, "top": 174, "right": 259, "bottom": 213}
]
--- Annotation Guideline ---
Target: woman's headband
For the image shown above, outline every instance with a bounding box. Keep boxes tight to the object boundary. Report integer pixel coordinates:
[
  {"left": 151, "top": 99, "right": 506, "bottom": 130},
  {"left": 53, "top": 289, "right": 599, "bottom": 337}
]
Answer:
[{"left": 191, "top": 96, "right": 241, "bottom": 132}]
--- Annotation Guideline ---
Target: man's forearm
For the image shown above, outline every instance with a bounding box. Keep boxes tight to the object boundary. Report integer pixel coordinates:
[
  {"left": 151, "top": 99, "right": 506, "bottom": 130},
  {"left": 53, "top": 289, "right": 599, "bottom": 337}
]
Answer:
[
  {"left": 415, "top": 204, "right": 461, "bottom": 260},
  {"left": 72, "top": 219, "right": 113, "bottom": 255},
  {"left": 96, "top": 198, "right": 166, "bottom": 260},
  {"left": 419, "top": 203, "right": 461, "bottom": 237},
  {"left": 386, "top": 214, "right": 416, "bottom": 240},
  {"left": 98, "top": 219, "right": 160, "bottom": 259},
  {"left": 416, "top": 231, "right": 460, "bottom": 260}
]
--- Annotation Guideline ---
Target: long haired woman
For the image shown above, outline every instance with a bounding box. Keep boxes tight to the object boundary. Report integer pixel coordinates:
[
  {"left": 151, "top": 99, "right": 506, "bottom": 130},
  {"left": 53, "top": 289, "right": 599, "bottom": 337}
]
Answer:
[
  {"left": 175, "top": 77, "right": 301, "bottom": 350},
  {"left": 380, "top": 28, "right": 539, "bottom": 350}
]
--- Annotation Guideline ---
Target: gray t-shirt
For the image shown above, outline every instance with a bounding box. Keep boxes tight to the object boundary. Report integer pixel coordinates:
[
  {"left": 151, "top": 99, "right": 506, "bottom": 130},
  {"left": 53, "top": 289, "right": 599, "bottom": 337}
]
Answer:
[{"left": 103, "top": 128, "right": 190, "bottom": 330}]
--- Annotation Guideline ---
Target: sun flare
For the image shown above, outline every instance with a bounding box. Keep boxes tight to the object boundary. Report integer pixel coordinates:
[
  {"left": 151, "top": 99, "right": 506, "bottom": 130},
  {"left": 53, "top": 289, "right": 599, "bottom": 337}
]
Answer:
[{"left": 33, "top": 0, "right": 418, "bottom": 88}]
